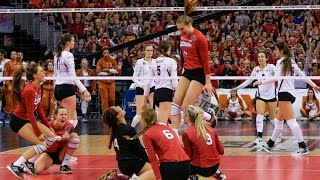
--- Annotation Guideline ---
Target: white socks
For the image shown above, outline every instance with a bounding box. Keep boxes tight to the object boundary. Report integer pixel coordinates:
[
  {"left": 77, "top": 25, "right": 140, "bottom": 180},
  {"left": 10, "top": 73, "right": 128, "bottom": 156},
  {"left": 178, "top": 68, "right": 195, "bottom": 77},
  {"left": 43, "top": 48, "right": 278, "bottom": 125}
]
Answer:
[
  {"left": 131, "top": 115, "right": 141, "bottom": 127},
  {"left": 13, "top": 156, "right": 26, "bottom": 166},
  {"left": 256, "top": 114, "right": 264, "bottom": 133},
  {"left": 62, "top": 154, "right": 72, "bottom": 166},
  {"left": 270, "top": 119, "right": 284, "bottom": 142}
]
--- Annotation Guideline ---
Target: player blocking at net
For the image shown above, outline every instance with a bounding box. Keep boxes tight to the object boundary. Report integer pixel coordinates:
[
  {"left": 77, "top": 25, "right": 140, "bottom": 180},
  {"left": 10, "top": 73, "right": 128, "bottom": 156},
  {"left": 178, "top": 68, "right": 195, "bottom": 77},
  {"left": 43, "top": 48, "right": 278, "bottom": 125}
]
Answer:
[{"left": 170, "top": 15, "right": 216, "bottom": 137}]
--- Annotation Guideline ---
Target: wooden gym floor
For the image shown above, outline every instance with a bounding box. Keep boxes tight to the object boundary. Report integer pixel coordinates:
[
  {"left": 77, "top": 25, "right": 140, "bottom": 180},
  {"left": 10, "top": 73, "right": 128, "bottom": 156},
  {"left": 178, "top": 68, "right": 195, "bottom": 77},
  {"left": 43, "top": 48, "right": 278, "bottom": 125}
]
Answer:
[{"left": 1, "top": 119, "right": 320, "bottom": 180}]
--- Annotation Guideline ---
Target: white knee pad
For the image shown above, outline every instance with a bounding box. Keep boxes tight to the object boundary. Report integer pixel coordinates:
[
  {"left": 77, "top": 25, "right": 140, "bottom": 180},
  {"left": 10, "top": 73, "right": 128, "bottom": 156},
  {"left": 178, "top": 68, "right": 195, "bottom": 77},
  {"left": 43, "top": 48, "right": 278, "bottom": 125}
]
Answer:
[
  {"left": 274, "top": 119, "right": 284, "bottom": 130},
  {"left": 171, "top": 103, "right": 181, "bottom": 116},
  {"left": 33, "top": 144, "right": 47, "bottom": 154},
  {"left": 68, "top": 138, "right": 80, "bottom": 149},
  {"left": 287, "top": 119, "right": 299, "bottom": 130}
]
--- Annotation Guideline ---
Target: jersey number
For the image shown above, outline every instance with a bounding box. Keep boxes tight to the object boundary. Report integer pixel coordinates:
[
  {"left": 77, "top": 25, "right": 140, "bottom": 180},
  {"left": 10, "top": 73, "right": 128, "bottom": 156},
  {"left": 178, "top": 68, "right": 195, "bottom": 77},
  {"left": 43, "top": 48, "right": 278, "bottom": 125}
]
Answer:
[
  {"left": 157, "top": 65, "right": 171, "bottom": 76},
  {"left": 114, "top": 138, "right": 120, "bottom": 150},
  {"left": 206, "top": 133, "right": 213, "bottom": 145},
  {"left": 162, "top": 130, "right": 174, "bottom": 139}
]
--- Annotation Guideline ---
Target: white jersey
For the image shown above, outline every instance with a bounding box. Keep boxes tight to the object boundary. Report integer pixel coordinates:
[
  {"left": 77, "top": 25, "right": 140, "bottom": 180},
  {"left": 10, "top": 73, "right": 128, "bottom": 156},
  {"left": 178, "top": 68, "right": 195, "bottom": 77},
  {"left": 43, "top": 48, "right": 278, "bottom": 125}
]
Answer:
[
  {"left": 148, "top": 56, "right": 178, "bottom": 93},
  {"left": 237, "top": 64, "right": 276, "bottom": 100},
  {"left": 132, "top": 58, "right": 155, "bottom": 88},
  {"left": 54, "top": 51, "right": 86, "bottom": 92},
  {"left": 228, "top": 98, "right": 241, "bottom": 112},
  {"left": 262, "top": 58, "right": 316, "bottom": 96}
]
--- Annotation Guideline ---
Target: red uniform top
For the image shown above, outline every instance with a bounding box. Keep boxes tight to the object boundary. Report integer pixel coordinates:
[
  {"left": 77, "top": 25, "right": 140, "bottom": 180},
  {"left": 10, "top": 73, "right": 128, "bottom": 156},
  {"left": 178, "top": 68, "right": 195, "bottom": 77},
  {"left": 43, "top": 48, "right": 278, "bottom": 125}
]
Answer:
[
  {"left": 180, "top": 29, "right": 210, "bottom": 74},
  {"left": 182, "top": 125, "right": 224, "bottom": 168},
  {"left": 46, "top": 121, "right": 74, "bottom": 153},
  {"left": 13, "top": 83, "right": 49, "bottom": 137},
  {"left": 143, "top": 124, "right": 190, "bottom": 180}
]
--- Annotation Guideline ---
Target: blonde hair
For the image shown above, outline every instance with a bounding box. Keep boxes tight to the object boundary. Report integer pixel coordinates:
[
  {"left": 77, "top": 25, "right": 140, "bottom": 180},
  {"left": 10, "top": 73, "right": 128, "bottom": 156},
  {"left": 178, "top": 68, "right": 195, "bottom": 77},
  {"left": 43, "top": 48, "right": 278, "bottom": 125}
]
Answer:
[
  {"left": 176, "top": 15, "right": 193, "bottom": 25},
  {"left": 125, "top": 108, "right": 157, "bottom": 140},
  {"left": 185, "top": 105, "right": 210, "bottom": 140}
]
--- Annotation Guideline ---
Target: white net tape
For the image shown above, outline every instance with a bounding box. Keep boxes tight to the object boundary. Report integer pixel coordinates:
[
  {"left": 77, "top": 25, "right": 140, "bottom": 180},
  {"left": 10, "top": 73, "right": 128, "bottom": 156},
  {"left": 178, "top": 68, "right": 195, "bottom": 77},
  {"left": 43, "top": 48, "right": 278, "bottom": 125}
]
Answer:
[
  {"left": 2, "top": 5, "right": 320, "bottom": 13},
  {"left": 0, "top": 76, "right": 317, "bottom": 81}
]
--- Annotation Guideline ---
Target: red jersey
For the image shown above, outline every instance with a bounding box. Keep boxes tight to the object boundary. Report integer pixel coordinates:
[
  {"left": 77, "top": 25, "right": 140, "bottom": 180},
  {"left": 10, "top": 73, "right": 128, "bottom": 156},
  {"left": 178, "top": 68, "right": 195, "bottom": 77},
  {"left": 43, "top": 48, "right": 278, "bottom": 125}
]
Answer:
[
  {"left": 182, "top": 125, "right": 224, "bottom": 168},
  {"left": 143, "top": 124, "right": 190, "bottom": 180},
  {"left": 46, "top": 121, "right": 74, "bottom": 153},
  {"left": 180, "top": 29, "right": 210, "bottom": 74},
  {"left": 14, "top": 83, "right": 49, "bottom": 137}
]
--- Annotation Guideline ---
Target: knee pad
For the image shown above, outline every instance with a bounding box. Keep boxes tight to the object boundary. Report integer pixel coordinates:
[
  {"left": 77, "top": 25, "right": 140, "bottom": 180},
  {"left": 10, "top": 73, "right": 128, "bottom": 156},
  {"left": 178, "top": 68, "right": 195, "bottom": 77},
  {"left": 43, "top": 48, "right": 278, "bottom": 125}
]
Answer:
[
  {"left": 287, "top": 119, "right": 299, "bottom": 130},
  {"left": 171, "top": 103, "right": 181, "bottom": 116},
  {"left": 33, "top": 144, "right": 47, "bottom": 154},
  {"left": 68, "top": 138, "right": 80, "bottom": 149},
  {"left": 274, "top": 119, "right": 284, "bottom": 130}
]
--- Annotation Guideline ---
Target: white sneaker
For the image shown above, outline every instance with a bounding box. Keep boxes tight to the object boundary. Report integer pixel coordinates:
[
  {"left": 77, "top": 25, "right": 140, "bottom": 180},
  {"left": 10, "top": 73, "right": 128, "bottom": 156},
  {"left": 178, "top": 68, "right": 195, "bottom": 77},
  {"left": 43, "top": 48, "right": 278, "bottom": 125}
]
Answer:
[
  {"left": 292, "top": 148, "right": 309, "bottom": 156},
  {"left": 234, "top": 117, "right": 242, "bottom": 121},
  {"left": 301, "top": 117, "right": 308, "bottom": 121},
  {"left": 261, "top": 143, "right": 273, "bottom": 154},
  {"left": 253, "top": 137, "right": 263, "bottom": 146},
  {"left": 69, "top": 156, "right": 78, "bottom": 162}
]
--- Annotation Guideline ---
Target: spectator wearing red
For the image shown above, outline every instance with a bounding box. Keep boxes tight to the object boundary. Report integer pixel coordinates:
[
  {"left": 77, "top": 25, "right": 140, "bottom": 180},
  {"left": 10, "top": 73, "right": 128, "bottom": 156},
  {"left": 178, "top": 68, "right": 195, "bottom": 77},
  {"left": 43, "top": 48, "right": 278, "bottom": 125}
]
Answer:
[{"left": 98, "top": 32, "right": 116, "bottom": 48}]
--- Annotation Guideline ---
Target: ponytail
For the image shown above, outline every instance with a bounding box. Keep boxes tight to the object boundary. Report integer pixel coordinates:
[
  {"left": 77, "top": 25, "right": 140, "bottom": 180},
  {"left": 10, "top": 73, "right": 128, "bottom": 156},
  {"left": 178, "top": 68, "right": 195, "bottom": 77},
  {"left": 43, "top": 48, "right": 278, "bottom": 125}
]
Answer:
[
  {"left": 276, "top": 42, "right": 292, "bottom": 75},
  {"left": 185, "top": 105, "right": 211, "bottom": 141},
  {"left": 56, "top": 33, "right": 73, "bottom": 59},
  {"left": 124, "top": 108, "right": 157, "bottom": 140},
  {"left": 12, "top": 67, "right": 26, "bottom": 104}
]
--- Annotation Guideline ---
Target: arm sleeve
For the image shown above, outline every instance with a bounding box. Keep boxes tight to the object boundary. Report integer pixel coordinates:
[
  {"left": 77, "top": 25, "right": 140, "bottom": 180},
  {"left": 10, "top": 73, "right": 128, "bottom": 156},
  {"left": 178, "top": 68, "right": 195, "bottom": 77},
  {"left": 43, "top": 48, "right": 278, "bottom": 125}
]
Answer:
[
  {"left": 24, "top": 89, "right": 42, "bottom": 137},
  {"left": 37, "top": 102, "right": 50, "bottom": 127},
  {"left": 128, "top": 128, "right": 149, "bottom": 162},
  {"left": 143, "top": 62, "right": 155, "bottom": 96},
  {"left": 214, "top": 131, "right": 224, "bottom": 155},
  {"left": 171, "top": 60, "right": 178, "bottom": 89},
  {"left": 181, "top": 132, "right": 192, "bottom": 158},
  {"left": 143, "top": 134, "right": 161, "bottom": 180},
  {"left": 132, "top": 61, "right": 144, "bottom": 88},
  {"left": 66, "top": 55, "right": 87, "bottom": 92},
  {"left": 197, "top": 34, "right": 210, "bottom": 75},
  {"left": 237, "top": 69, "right": 256, "bottom": 89}
]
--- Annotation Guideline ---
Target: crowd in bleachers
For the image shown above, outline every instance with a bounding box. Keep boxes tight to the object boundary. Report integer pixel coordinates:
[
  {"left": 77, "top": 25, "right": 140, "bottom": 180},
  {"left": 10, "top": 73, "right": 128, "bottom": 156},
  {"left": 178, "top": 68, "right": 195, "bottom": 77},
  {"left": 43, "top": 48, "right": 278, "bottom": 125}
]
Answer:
[
  {"left": 26, "top": 0, "right": 320, "bottom": 89},
  {"left": 0, "top": 0, "right": 318, "bottom": 124}
]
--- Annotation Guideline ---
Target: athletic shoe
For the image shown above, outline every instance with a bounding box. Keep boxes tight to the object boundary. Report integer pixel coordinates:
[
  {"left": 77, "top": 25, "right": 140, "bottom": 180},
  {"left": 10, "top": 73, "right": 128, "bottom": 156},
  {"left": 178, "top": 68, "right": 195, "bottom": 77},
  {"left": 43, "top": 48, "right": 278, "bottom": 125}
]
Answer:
[
  {"left": 69, "top": 156, "right": 78, "bottom": 162},
  {"left": 214, "top": 170, "right": 227, "bottom": 180},
  {"left": 234, "top": 117, "right": 242, "bottom": 121},
  {"left": 23, "top": 161, "right": 36, "bottom": 175},
  {"left": 253, "top": 137, "right": 263, "bottom": 146},
  {"left": 292, "top": 148, "right": 310, "bottom": 156},
  {"left": 261, "top": 143, "right": 273, "bottom": 154},
  {"left": 60, "top": 165, "right": 73, "bottom": 174},
  {"left": 7, "top": 164, "right": 23, "bottom": 179},
  {"left": 301, "top": 117, "right": 308, "bottom": 121}
]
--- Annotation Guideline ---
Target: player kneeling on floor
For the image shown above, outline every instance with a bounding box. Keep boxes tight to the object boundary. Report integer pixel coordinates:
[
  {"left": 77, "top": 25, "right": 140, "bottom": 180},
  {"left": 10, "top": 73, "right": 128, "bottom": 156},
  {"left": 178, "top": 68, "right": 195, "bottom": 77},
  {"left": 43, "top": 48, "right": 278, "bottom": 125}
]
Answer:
[{"left": 26, "top": 106, "right": 80, "bottom": 175}]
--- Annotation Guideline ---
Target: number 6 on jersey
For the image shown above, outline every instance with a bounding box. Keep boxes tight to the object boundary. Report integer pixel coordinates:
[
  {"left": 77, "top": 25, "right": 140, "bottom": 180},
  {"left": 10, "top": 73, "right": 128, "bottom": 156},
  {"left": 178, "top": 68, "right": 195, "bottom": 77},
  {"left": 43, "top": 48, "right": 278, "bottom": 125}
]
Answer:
[{"left": 162, "top": 130, "right": 174, "bottom": 139}]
